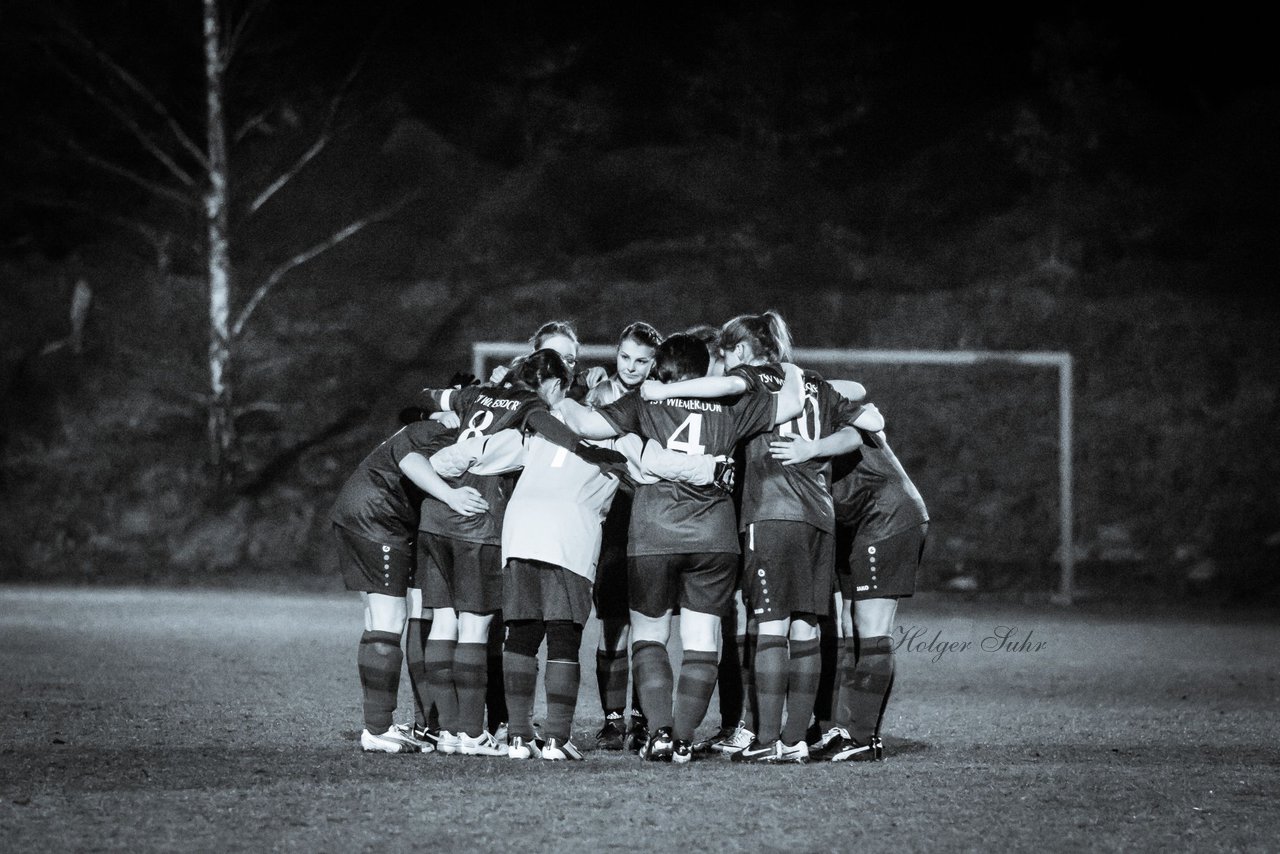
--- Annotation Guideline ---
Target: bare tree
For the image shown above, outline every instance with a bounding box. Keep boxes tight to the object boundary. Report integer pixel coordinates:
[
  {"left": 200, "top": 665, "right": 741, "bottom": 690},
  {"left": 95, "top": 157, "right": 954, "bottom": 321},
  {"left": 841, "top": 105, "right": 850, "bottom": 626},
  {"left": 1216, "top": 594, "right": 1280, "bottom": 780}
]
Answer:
[{"left": 34, "top": 0, "right": 407, "bottom": 487}]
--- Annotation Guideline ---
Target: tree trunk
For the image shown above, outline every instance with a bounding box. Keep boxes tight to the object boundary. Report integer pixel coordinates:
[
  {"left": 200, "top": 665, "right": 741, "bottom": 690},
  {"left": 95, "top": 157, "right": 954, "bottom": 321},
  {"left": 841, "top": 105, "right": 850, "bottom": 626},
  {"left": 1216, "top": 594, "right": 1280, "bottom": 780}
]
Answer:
[{"left": 203, "top": 0, "right": 237, "bottom": 486}]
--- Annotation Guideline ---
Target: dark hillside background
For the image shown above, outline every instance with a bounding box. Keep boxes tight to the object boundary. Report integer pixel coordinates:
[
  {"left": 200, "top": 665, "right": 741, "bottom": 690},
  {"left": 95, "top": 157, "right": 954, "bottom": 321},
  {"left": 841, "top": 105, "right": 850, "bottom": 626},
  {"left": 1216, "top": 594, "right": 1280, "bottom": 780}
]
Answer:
[{"left": 1, "top": 1, "right": 1276, "bottom": 601}]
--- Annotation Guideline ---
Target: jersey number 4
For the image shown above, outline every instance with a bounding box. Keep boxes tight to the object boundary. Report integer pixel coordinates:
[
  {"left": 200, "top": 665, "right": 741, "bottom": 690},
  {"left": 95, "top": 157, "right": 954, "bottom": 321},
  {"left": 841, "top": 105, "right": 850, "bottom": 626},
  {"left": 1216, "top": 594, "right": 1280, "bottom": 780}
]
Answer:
[{"left": 666, "top": 412, "right": 706, "bottom": 455}]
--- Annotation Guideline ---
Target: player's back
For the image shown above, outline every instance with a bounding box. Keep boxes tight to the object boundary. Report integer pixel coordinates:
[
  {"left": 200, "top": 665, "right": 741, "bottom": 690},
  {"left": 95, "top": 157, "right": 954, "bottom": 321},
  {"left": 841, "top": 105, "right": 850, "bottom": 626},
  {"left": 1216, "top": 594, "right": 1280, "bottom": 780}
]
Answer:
[{"left": 832, "top": 429, "right": 928, "bottom": 543}]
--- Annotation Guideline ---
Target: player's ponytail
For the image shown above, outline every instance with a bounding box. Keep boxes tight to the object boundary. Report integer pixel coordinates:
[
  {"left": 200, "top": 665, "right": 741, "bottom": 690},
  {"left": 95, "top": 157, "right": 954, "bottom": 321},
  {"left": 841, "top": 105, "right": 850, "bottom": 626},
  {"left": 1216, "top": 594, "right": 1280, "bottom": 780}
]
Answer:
[{"left": 719, "top": 310, "right": 792, "bottom": 364}]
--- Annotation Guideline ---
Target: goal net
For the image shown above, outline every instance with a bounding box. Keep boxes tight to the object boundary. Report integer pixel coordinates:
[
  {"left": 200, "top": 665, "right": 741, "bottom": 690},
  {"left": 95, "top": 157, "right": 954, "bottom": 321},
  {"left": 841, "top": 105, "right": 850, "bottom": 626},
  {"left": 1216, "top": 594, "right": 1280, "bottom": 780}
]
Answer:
[{"left": 473, "top": 342, "right": 1075, "bottom": 603}]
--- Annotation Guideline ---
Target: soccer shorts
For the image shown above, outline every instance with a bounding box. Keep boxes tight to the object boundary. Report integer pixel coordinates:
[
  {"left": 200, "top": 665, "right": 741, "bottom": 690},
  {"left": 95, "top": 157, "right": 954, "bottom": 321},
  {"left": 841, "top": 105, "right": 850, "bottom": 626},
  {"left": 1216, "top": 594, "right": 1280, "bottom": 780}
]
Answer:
[
  {"left": 334, "top": 524, "right": 414, "bottom": 596},
  {"left": 741, "top": 520, "right": 834, "bottom": 621},
  {"left": 837, "top": 522, "right": 929, "bottom": 601},
  {"left": 592, "top": 550, "right": 630, "bottom": 622},
  {"left": 627, "top": 552, "right": 738, "bottom": 619},
  {"left": 504, "top": 558, "right": 594, "bottom": 625},
  {"left": 417, "top": 533, "right": 503, "bottom": 613}
]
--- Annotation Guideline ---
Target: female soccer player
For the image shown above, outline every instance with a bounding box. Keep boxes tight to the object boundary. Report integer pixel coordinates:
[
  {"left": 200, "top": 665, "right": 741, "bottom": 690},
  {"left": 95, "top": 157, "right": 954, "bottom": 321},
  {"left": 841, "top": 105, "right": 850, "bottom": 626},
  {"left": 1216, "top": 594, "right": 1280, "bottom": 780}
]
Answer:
[
  {"left": 558, "top": 332, "right": 805, "bottom": 763},
  {"left": 642, "top": 311, "right": 876, "bottom": 763},
  {"left": 412, "top": 350, "right": 624, "bottom": 757},
  {"left": 329, "top": 418, "right": 488, "bottom": 753},
  {"left": 810, "top": 391, "right": 928, "bottom": 763}
]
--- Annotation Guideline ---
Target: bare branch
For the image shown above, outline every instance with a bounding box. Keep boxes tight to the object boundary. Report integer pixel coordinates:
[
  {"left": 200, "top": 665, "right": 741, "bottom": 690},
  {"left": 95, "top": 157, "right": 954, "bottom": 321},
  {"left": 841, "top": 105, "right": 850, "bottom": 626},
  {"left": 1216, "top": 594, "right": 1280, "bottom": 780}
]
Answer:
[
  {"left": 56, "top": 25, "right": 210, "bottom": 173},
  {"left": 63, "top": 138, "right": 200, "bottom": 209},
  {"left": 222, "top": 0, "right": 268, "bottom": 64},
  {"left": 43, "top": 46, "right": 199, "bottom": 189},
  {"left": 246, "top": 48, "right": 368, "bottom": 216},
  {"left": 231, "top": 195, "right": 418, "bottom": 338}
]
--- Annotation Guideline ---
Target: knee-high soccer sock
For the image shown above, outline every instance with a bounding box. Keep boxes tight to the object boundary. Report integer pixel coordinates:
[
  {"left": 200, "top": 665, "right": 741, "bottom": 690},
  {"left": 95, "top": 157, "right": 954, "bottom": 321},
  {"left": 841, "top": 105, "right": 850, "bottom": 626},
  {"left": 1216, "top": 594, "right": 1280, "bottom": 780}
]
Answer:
[
  {"left": 740, "top": 631, "right": 757, "bottom": 731},
  {"left": 753, "top": 634, "right": 789, "bottom": 743},
  {"left": 357, "top": 630, "right": 403, "bottom": 733},
  {"left": 674, "top": 649, "right": 719, "bottom": 742},
  {"left": 424, "top": 637, "right": 458, "bottom": 734},
  {"left": 631, "top": 681, "right": 646, "bottom": 726},
  {"left": 596, "top": 648, "right": 629, "bottom": 716},
  {"left": 453, "top": 641, "right": 488, "bottom": 738},
  {"left": 848, "top": 635, "right": 894, "bottom": 742},
  {"left": 716, "top": 612, "right": 744, "bottom": 729},
  {"left": 485, "top": 613, "right": 507, "bottom": 732},
  {"left": 544, "top": 659, "right": 581, "bottom": 742},
  {"left": 780, "top": 636, "right": 822, "bottom": 746},
  {"left": 834, "top": 636, "right": 859, "bottom": 732},
  {"left": 631, "top": 640, "right": 674, "bottom": 732},
  {"left": 813, "top": 614, "right": 839, "bottom": 730},
  {"left": 503, "top": 620, "right": 543, "bottom": 740},
  {"left": 405, "top": 617, "right": 429, "bottom": 728}
]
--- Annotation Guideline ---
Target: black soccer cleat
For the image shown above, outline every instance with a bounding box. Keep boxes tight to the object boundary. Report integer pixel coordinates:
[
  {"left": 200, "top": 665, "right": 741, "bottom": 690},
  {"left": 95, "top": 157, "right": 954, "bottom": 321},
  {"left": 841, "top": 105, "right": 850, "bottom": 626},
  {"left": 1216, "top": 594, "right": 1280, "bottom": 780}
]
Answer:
[
  {"left": 639, "top": 726, "right": 674, "bottom": 762},
  {"left": 595, "top": 714, "right": 626, "bottom": 751},
  {"left": 729, "top": 738, "right": 780, "bottom": 764},
  {"left": 824, "top": 734, "right": 879, "bottom": 763},
  {"left": 625, "top": 718, "right": 650, "bottom": 754},
  {"left": 671, "top": 739, "right": 693, "bottom": 765}
]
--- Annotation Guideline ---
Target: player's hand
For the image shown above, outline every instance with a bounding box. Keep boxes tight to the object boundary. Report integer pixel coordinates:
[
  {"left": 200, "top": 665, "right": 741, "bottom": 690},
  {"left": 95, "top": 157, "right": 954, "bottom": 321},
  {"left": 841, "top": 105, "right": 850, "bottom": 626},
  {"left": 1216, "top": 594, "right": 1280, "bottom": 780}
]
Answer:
[
  {"left": 489, "top": 364, "right": 510, "bottom": 384},
  {"left": 574, "top": 442, "right": 629, "bottom": 479},
  {"left": 583, "top": 366, "right": 609, "bottom": 389},
  {"left": 447, "top": 371, "right": 479, "bottom": 388},
  {"left": 769, "top": 433, "right": 818, "bottom": 466},
  {"left": 712, "top": 455, "right": 736, "bottom": 493},
  {"left": 640, "top": 380, "right": 668, "bottom": 401},
  {"left": 445, "top": 486, "right": 488, "bottom": 517},
  {"left": 430, "top": 410, "right": 461, "bottom": 429}
]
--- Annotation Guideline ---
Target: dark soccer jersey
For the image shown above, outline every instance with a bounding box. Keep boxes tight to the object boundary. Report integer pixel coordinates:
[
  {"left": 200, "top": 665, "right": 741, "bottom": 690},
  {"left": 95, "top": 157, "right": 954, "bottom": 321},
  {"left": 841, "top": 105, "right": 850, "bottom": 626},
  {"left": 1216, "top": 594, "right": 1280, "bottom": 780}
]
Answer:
[
  {"left": 831, "top": 428, "right": 929, "bottom": 545},
  {"left": 731, "top": 364, "right": 862, "bottom": 534},
  {"left": 330, "top": 420, "right": 455, "bottom": 549},
  {"left": 596, "top": 388, "right": 775, "bottom": 555},
  {"left": 417, "top": 383, "right": 547, "bottom": 545}
]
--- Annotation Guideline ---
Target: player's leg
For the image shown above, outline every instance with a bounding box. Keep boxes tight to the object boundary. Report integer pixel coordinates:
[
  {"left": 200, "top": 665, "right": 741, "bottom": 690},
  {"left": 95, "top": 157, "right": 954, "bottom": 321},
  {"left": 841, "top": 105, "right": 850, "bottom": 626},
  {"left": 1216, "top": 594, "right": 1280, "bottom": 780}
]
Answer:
[
  {"left": 594, "top": 552, "right": 633, "bottom": 749},
  {"left": 542, "top": 619, "right": 586, "bottom": 760},
  {"left": 736, "top": 523, "right": 793, "bottom": 761},
  {"left": 419, "top": 534, "right": 462, "bottom": 752},
  {"left": 777, "top": 525, "right": 835, "bottom": 761},
  {"left": 778, "top": 614, "right": 820, "bottom": 761},
  {"left": 670, "top": 552, "right": 735, "bottom": 763},
  {"left": 335, "top": 524, "right": 420, "bottom": 753},
  {"left": 485, "top": 611, "right": 508, "bottom": 739},
  {"left": 403, "top": 587, "right": 435, "bottom": 737},
  {"left": 453, "top": 541, "right": 507, "bottom": 755},
  {"left": 628, "top": 554, "right": 678, "bottom": 760},
  {"left": 503, "top": 616, "right": 544, "bottom": 759}
]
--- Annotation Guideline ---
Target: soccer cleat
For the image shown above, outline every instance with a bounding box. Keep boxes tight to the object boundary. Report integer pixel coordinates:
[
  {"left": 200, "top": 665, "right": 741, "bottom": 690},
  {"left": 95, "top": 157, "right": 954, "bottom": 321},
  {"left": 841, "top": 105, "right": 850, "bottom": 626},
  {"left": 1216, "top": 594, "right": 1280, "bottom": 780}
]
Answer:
[
  {"left": 434, "top": 730, "right": 462, "bottom": 755},
  {"left": 729, "top": 738, "right": 780, "bottom": 764},
  {"left": 507, "top": 735, "right": 542, "bottom": 760},
  {"left": 671, "top": 739, "right": 693, "bottom": 765},
  {"left": 360, "top": 726, "right": 422, "bottom": 754},
  {"left": 625, "top": 719, "right": 650, "bottom": 754},
  {"left": 459, "top": 731, "right": 508, "bottom": 757},
  {"left": 596, "top": 713, "right": 627, "bottom": 750},
  {"left": 825, "top": 734, "right": 878, "bottom": 763},
  {"left": 776, "top": 740, "right": 810, "bottom": 764},
  {"left": 808, "top": 727, "right": 851, "bottom": 761},
  {"left": 391, "top": 723, "right": 436, "bottom": 753},
  {"left": 709, "top": 722, "right": 755, "bottom": 755},
  {"left": 541, "top": 738, "right": 585, "bottom": 761},
  {"left": 808, "top": 726, "right": 844, "bottom": 754},
  {"left": 639, "top": 726, "right": 674, "bottom": 762}
]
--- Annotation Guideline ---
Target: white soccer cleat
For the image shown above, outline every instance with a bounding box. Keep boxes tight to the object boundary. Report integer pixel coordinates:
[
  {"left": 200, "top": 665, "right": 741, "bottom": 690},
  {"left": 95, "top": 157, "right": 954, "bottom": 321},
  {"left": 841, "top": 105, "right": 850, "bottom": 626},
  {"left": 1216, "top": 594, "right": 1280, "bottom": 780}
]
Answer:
[
  {"left": 776, "top": 739, "right": 810, "bottom": 764},
  {"left": 360, "top": 726, "right": 421, "bottom": 754},
  {"left": 540, "top": 737, "right": 584, "bottom": 761},
  {"left": 507, "top": 735, "right": 542, "bottom": 760},
  {"left": 434, "top": 730, "right": 462, "bottom": 755},
  {"left": 459, "top": 731, "right": 509, "bottom": 757},
  {"left": 391, "top": 723, "right": 436, "bottom": 753},
  {"left": 710, "top": 722, "right": 755, "bottom": 755}
]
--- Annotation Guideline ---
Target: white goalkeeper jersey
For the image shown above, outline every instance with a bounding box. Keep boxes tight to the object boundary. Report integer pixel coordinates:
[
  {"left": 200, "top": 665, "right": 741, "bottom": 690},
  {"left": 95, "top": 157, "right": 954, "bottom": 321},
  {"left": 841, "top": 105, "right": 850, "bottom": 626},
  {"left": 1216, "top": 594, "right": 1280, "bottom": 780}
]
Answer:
[{"left": 430, "top": 423, "right": 719, "bottom": 582}]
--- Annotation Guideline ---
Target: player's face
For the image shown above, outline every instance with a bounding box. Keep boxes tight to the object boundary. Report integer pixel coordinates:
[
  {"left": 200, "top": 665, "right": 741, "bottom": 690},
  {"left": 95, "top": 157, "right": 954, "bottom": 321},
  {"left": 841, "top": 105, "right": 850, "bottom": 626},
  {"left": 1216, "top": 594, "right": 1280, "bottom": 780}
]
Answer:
[
  {"left": 615, "top": 337, "right": 656, "bottom": 388},
  {"left": 541, "top": 334, "right": 578, "bottom": 372}
]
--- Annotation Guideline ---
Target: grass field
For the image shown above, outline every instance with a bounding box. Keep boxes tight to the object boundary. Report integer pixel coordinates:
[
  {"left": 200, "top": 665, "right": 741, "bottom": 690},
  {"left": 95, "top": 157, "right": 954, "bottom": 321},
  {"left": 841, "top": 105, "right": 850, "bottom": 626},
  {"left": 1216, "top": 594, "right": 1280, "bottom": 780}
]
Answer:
[{"left": 1, "top": 586, "right": 1278, "bottom": 853}]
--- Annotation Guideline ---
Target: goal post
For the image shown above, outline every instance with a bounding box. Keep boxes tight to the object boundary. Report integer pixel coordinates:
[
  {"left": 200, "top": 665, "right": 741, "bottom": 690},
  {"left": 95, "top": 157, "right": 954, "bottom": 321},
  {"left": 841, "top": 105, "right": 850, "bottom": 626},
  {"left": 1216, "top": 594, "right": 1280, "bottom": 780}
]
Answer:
[{"left": 472, "top": 342, "right": 1076, "bottom": 604}]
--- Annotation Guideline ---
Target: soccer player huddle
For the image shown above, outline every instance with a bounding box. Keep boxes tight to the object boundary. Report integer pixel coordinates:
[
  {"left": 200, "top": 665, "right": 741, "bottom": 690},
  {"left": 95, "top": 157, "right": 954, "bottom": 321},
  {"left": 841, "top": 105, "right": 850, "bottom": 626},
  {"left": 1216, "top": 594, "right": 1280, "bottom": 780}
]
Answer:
[{"left": 330, "top": 312, "right": 928, "bottom": 764}]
